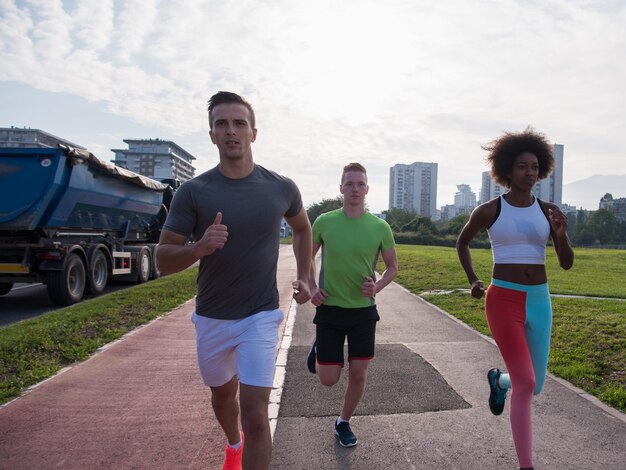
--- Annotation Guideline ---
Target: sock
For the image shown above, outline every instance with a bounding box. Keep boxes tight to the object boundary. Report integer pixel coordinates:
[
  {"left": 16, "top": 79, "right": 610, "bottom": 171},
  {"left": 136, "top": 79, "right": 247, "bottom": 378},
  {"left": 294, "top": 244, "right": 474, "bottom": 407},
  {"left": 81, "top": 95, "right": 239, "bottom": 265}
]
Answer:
[
  {"left": 337, "top": 416, "right": 349, "bottom": 424},
  {"left": 498, "top": 372, "right": 511, "bottom": 390},
  {"left": 227, "top": 432, "right": 243, "bottom": 450}
]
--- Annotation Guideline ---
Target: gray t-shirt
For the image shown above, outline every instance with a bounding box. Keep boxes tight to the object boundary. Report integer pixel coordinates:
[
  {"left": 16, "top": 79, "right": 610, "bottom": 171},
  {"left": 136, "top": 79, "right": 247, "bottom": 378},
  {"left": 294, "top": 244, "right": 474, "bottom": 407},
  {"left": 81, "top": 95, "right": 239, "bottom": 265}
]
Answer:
[{"left": 163, "top": 164, "right": 302, "bottom": 319}]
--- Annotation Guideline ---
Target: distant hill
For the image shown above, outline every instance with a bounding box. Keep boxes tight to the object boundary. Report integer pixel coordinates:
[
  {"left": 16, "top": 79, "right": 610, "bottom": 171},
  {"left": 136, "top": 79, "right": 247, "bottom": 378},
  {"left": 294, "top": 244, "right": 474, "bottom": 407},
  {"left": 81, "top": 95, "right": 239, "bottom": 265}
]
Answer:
[{"left": 563, "top": 174, "right": 626, "bottom": 210}]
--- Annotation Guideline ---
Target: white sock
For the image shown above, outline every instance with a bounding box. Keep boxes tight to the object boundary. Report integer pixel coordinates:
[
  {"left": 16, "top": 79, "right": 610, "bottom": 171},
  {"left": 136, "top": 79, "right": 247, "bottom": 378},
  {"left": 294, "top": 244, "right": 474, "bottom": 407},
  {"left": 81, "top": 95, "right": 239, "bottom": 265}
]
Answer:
[
  {"left": 337, "top": 416, "right": 349, "bottom": 424},
  {"left": 228, "top": 433, "right": 243, "bottom": 450}
]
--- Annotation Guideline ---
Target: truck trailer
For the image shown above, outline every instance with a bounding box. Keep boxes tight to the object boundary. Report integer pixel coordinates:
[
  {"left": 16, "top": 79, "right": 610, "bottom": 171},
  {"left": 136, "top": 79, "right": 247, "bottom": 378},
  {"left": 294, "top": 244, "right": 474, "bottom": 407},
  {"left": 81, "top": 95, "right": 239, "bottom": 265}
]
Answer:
[{"left": 0, "top": 145, "right": 176, "bottom": 306}]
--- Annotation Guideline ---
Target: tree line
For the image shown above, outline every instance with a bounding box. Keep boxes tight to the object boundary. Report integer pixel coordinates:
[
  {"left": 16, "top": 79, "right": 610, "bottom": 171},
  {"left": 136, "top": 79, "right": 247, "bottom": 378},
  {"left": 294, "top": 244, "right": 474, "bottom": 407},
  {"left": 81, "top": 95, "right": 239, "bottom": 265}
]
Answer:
[{"left": 306, "top": 196, "right": 626, "bottom": 248}]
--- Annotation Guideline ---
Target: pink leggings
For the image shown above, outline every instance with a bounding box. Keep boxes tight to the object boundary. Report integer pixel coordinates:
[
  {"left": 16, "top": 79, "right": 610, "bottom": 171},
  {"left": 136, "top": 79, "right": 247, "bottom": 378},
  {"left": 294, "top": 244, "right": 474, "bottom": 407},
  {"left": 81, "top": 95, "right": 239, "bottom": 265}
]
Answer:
[{"left": 485, "top": 279, "right": 552, "bottom": 469}]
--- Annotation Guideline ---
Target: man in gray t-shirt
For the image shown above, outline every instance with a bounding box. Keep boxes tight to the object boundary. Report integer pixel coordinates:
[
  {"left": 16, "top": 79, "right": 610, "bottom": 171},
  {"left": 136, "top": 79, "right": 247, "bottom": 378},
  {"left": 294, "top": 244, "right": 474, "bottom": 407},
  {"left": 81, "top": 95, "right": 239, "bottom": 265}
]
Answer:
[{"left": 156, "top": 92, "right": 311, "bottom": 470}]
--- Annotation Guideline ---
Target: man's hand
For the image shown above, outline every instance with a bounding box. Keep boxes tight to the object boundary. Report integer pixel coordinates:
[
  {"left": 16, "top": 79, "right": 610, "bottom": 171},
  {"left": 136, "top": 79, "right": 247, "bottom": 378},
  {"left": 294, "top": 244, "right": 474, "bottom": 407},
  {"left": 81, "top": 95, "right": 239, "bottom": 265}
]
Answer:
[
  {"left": 362, "top": 276, "right": 377, "bottom": 298},
  {"left": 195, "top": 212, "right": 228, "bottom": 257},
  {"left": 310, "top": 287, "right": 328, "bottom": 307},
  {"left": 292, "top": 280, "right": 311, "bottom": 304}
]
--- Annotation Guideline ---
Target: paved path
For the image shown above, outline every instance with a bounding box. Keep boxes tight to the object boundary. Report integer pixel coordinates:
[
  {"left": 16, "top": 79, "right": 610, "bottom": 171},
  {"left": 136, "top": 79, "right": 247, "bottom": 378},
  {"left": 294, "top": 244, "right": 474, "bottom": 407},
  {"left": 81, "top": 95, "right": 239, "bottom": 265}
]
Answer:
[{"left": 1, "top": 246, "right": 624, "bottom": 469}]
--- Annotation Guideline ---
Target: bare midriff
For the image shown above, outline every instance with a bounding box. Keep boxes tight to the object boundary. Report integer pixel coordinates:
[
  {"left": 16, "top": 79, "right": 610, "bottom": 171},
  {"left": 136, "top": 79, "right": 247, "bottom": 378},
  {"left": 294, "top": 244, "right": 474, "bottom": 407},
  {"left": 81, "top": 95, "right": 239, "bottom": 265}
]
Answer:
[{"left": 492, "top": 263, "right": 547, "bottom": 285}]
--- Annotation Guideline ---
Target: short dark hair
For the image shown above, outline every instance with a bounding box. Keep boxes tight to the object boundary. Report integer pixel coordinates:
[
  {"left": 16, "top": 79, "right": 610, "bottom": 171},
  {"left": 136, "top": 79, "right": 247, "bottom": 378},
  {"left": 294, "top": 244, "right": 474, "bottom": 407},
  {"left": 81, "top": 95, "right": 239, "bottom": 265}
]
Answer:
[
  {"left": 207, "top": 91, "right": 256, "bottom": 129},
  {"left": 341, "top": 162, "right": 367, "bottom": 183},
  {"left": 483, "top": 127, "right": 554, "bottom": 187}
]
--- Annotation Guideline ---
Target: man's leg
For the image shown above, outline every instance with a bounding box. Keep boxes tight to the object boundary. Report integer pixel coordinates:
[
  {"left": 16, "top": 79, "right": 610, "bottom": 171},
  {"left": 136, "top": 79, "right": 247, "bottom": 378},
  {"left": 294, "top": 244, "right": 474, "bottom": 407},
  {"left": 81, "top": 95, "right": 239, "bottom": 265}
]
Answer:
[
  {"left": 239, "top": 384, "right": 272, "bottom": 469},
  {"left": 342, "top": 317, "right": 376, "bottom": 420},
  {"left": 341, "top": 359, "right": 370, "bottom": 420},
  {"left": 210, "top": 376, "right": 241, "bottom": 444},
  {"left": 317, "top": 364, "right": 342, "bottom": 387},
  {"left": 315, "top": 321, "right": 346, "bottom": 387},
  {"left": 234, "top": 308, "right": 285, "bottom": 469}
]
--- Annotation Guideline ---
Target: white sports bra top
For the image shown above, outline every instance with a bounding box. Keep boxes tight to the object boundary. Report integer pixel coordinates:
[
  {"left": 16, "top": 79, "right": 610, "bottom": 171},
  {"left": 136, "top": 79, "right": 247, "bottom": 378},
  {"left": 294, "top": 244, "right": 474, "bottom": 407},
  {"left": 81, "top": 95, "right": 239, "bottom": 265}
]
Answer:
[{"left": 487, "top": 195, "right": 550, "bottom": 265}]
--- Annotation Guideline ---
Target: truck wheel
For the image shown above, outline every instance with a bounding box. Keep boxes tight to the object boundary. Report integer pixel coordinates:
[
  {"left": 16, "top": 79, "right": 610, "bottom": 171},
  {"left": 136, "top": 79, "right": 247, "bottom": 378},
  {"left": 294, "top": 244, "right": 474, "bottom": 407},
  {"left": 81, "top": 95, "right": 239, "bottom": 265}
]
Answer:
[
  {"left": 137, "top": 248, "right": 151, "bottom": 284},
  {"left": 47, "top": 253, "right": 86, "bottom": 306},
  {"left": 86, "top": 249, "right": 109, "bottom": 295},
  {"left": 0, "top": 282, "right": 13, "bottom": 296}
]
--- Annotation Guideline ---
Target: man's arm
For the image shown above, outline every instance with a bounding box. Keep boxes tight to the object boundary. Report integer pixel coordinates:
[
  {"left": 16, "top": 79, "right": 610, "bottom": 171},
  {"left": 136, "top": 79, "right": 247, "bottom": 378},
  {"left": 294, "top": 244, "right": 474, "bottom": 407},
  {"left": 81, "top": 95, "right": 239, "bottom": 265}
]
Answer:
[
  {"left": 309, "top": 241, "right": 328, "bottom": 306},
  {"left": 285, "top": 207, "right": 312, "bottom": 304},
  {"left": 362, "top": 246, "right": 398, "bottom": 298},
  {"left": 156, "top": 212, "right": 228, "bottom": 275}
]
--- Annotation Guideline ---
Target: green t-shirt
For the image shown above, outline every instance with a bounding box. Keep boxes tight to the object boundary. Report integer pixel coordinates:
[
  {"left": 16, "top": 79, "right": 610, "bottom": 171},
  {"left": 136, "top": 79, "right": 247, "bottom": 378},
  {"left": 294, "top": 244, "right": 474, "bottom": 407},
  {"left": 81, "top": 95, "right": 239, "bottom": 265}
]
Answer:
[{"left": 312, "top": 209, "right": 395, "bottom": 308}]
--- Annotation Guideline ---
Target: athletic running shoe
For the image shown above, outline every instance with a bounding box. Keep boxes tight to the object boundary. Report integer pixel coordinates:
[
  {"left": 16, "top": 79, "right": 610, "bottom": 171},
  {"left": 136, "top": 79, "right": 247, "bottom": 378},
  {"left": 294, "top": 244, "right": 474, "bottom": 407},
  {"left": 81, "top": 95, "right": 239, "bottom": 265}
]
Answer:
[
  {"left": 222, "top": 432, "right": 244, "bottom": 470},
  {"left": 335, "top": 420, "right": 358, "bottom": 447},
  {"left": 487, "top": 368, "right": 507, "bottom": 416},
  {"left": 307, "top": 339, "right": 317, "bottom": 374}
]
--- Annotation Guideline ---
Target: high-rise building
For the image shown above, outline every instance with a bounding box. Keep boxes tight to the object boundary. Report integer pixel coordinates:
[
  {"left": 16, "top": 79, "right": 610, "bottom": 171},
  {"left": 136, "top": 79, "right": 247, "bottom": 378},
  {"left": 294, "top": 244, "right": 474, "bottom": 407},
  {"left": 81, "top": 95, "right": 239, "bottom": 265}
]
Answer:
[
  {"left": 111, "top": 138, "right": 196, "bottom": 183},
  {"left": 389, "top": 162, "right": 438, "bottom": 217},
  {"left": 441, "top": 184, "right": 477, "bottom": 221},
  {"left": 454, "top": 184, "right": 477, "bottom": 208},
  {"left": 480, "top": 144, "right": 564, "bottom": 205},
  {"left": 479, "top": 171, "right": 506, "bottom": 203},
  {"left": 533, "top": 143, "right": 563, "bottom": 205},
  {"left": 0, "top": 126, "right": 85, "bottom": 149}
]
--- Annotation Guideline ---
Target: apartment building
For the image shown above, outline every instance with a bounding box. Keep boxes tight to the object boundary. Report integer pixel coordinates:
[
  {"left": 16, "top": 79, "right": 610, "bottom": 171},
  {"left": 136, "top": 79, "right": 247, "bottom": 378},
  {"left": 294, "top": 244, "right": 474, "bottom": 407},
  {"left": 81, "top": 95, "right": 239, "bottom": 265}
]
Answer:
[
  {"left": 111, "top": 138, "right": 196, "bottom": 183},
  {"left": 389, "top": 162, "right": 438, "bottom": 218},
  {"left": 0, "top": 126, "right": 85, "bottom": 149}
]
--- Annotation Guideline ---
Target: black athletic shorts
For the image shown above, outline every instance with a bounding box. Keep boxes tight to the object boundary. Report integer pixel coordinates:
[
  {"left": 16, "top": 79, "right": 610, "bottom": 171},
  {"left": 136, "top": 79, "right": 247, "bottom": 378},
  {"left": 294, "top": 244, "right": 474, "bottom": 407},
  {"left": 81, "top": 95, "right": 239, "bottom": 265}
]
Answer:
[{"left": 313, "top": 304, "right": 379, "bottom": 366}]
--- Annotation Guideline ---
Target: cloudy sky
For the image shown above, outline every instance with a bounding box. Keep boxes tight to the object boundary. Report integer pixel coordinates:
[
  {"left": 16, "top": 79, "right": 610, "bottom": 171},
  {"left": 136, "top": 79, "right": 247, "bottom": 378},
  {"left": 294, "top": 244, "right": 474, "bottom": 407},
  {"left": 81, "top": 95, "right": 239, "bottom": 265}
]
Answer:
[{"left": 1, "top": 0, "right": 625, "bottom": 212}]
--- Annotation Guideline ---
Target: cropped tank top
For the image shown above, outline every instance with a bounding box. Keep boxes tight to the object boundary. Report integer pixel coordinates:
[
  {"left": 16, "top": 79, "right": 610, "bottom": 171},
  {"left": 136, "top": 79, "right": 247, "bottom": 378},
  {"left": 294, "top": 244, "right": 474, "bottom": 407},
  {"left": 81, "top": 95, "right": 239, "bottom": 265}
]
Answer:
[{"left": 487, "top": 195, "right": 551, "bottom": 265}]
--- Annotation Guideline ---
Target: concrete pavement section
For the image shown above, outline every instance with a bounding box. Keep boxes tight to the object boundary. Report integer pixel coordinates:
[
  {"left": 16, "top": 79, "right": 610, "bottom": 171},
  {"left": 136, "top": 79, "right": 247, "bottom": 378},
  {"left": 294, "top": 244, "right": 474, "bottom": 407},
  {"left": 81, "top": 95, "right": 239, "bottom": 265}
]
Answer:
[
  {"left": 1, "top": 246, "right": 625, "bottom": 469},
  {"left": 271, "top": 273, "right": 626, "bottom": 469}
]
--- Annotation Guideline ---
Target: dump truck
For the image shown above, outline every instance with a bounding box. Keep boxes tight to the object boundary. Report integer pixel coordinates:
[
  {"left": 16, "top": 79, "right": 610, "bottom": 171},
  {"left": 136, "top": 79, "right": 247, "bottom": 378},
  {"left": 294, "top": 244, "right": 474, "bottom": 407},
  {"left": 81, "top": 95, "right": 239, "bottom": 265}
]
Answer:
[{"left": 0, "top": 145, "right": 176, "bottom": 306}]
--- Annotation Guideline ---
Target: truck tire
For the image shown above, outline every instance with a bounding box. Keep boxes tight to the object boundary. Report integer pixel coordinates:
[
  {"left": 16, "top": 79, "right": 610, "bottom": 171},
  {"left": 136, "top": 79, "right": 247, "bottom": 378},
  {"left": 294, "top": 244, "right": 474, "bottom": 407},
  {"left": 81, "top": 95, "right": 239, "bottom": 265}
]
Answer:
[
  {"left": 47, "top": 253, "right": 86, "bottom": 306},
  {"left": 137, "top": 248, "right": 151, "bottom": 284},
  {"left": 86, "top": 249, "right": 109, "bottom": 295},
  {"left": 0, "top": 282, "right": 13, "bottom": 296}
]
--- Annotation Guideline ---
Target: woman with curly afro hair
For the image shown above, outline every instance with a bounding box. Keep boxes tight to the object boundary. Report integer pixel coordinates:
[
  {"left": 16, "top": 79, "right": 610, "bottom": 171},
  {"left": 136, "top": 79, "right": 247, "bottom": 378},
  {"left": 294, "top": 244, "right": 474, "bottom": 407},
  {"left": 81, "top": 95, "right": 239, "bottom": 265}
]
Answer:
[{"left": 456, "top": 127, "right": 574, "bottom": 470}]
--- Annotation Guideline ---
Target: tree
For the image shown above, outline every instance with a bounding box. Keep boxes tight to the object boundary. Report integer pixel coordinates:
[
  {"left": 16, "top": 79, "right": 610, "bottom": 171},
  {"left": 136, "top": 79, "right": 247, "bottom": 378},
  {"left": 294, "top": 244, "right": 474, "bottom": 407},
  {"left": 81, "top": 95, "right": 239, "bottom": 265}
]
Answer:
[
  {"left": 382, "top": 208, "right": 417, "bottom": 232},
  {"left": 307, "top": 197, "right": 343, "bottom": 224},
  {"left": 401, "top": 216, "right": 438, "bottom": 234},
  {"left": 439, "top": 214, "right": 470, "bottom": 237},
  {"left": 587, "top": 209, "right": 618, "bottom": 245}
]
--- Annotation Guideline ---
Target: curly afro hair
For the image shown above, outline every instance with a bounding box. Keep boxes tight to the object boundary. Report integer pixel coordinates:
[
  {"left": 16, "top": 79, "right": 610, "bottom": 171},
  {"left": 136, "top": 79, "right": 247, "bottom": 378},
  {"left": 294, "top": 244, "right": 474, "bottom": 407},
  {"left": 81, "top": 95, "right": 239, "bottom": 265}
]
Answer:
[{"left": 483, "top": 127, "right": 554, "bottom": 188}]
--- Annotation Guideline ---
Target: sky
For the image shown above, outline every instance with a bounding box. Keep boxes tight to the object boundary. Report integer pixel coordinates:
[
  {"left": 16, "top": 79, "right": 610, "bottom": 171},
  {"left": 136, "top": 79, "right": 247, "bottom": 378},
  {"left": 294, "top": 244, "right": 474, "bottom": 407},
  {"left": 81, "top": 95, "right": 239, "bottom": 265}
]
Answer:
[{"left": 1, "top": 0, "right": 625, "bottom": 213}]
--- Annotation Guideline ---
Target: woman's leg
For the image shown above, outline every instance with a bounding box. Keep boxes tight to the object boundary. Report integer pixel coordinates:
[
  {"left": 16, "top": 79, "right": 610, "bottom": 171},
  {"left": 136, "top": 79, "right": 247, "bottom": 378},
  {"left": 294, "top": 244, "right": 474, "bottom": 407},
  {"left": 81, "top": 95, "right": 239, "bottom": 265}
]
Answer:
[
  {"left": 524, "top": 287, "right": 553, "bottom": 395},
  {"left": 486, "top": 284, "right": 536, "bottom": 469}
]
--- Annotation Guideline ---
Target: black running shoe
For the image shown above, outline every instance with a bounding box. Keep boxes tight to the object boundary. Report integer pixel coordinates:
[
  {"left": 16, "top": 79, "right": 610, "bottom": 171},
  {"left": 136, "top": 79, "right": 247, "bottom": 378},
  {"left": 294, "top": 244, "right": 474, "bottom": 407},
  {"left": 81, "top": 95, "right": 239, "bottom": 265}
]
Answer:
[
  {"left": 487, "top": 368, "right": 508, "bottom": 416},
  {"left": 307, "top": 340, "right": 317, "bottom": 374},
  {"left": 335, "top": 420, "right": 357, "bottom": 447}
]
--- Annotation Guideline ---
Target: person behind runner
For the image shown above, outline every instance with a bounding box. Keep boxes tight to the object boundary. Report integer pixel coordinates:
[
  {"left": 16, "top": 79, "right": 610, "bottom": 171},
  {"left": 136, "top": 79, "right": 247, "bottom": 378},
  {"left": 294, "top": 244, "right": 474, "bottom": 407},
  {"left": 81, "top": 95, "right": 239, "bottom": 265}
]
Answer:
[
  {"left": 456, "top": 127, "right": 574, "bottom": 470},
  {"left": 306, "top": 162, "right": 398, "bottom": 447},
  {"left": 156, "top": 91, "right": 311, "bottom": 470}
]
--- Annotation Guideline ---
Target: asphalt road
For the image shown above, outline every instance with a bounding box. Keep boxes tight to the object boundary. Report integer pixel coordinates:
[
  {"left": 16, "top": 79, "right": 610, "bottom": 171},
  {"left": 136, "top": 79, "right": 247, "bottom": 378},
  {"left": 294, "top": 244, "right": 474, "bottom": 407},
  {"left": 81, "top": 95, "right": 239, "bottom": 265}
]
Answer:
[{"left": 0, "top": 281, "right": 134, "bottom": 327}]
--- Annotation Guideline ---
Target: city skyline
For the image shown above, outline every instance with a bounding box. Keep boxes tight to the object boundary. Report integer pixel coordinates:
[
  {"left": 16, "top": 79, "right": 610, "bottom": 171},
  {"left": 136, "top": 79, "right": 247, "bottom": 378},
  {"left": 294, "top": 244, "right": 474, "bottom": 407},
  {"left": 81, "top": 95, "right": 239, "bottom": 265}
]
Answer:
[{"left": 1, "top": 1, "right": 625, "bottom": 212}]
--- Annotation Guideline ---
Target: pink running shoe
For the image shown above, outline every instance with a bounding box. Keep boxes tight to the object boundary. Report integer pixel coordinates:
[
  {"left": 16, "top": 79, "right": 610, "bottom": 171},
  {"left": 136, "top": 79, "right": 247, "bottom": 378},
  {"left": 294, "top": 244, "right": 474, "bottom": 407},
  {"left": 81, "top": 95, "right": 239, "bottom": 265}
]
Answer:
[{"left": 222, "top": 432, "right": 244, "bottom": 470}]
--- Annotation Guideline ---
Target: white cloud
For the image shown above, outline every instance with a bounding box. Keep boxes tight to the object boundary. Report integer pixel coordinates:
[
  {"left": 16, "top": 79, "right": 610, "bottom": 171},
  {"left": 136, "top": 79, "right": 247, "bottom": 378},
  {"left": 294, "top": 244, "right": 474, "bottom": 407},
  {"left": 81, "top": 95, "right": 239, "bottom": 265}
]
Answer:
[{"left": 0, "top": 0, "right": 624, "bottom": 211}]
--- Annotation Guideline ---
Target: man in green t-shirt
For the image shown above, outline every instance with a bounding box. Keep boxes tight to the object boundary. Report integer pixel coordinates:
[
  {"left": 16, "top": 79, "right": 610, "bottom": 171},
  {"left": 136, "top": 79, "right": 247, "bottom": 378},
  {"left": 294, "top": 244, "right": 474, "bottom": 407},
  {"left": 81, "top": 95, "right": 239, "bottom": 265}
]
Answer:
[{"left": 307, "top": 162, "right": 398, "bottom": 448}]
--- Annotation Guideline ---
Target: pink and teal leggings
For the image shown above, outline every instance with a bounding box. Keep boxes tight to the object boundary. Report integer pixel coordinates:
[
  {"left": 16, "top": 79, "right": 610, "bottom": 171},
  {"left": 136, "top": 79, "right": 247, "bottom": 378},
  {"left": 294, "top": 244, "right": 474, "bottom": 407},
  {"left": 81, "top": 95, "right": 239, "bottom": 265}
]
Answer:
[{"left": 485, "top": 278, "right": 552, "bottom": 469}]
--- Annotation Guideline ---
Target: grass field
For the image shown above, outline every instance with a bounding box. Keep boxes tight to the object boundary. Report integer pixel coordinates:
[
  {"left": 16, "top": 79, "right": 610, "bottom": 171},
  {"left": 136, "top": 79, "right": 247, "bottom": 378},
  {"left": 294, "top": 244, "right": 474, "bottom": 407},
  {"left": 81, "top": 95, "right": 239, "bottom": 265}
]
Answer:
[{"left": 390, "top": 245, "right": 626, "bottom": 411}]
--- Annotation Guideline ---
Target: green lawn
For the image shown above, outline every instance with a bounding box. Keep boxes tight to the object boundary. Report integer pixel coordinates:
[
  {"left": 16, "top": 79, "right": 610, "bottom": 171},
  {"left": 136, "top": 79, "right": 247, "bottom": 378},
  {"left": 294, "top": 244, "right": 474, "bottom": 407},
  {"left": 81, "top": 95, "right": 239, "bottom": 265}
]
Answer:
[
  {"left": 393, "top": 244, "right": 626, "bottom": 297},
  {"left": 390, "top": 245, "right": 626, "bottom": 412}
]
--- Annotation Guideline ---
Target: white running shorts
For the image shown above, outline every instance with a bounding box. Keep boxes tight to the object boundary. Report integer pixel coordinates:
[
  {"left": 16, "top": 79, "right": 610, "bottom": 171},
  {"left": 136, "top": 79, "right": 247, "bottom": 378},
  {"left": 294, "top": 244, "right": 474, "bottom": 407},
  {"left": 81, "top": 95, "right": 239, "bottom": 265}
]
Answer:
[{"left": 192, "top": 308, "right": 284, "bottom": 388}]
